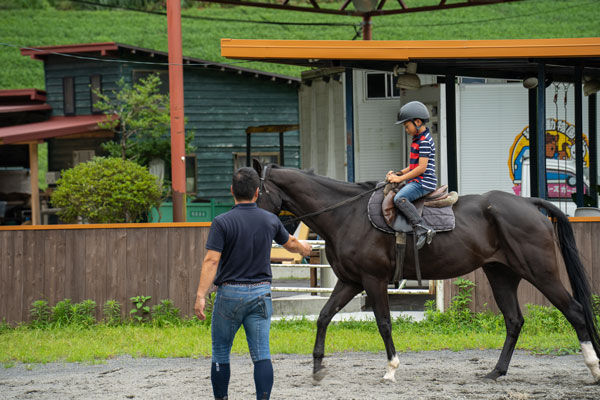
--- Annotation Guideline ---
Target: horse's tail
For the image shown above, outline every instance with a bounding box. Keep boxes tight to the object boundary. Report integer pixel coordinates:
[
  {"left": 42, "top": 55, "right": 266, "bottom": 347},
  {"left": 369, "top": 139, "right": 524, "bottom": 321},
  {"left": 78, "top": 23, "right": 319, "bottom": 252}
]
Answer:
[{"left": 532, "top": 198, "right": 600, "bottom": 357}]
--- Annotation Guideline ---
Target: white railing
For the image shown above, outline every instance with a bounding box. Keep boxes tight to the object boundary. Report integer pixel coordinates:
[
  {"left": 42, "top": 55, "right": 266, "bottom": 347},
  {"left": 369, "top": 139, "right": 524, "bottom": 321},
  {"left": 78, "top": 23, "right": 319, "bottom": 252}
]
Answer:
[{"left": 270, "top": 240, "right": 435, "bottom": 295}]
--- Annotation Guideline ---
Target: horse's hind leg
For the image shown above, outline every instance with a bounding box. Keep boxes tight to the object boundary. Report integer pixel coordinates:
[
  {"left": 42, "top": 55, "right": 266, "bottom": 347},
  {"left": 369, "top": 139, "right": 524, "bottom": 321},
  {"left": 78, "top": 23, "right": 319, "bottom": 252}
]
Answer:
[
  {"left": 482, "top": 264, "right": 524, "bottom": 380},
  {"left": 362, "top": 277, "right": 398, "bottom": 383},
  {"left": 530, "top": 272, "right": 600, "bottom": 382},
  {"left": 313, "top": 279, "right": 362, "bottom": 381}
]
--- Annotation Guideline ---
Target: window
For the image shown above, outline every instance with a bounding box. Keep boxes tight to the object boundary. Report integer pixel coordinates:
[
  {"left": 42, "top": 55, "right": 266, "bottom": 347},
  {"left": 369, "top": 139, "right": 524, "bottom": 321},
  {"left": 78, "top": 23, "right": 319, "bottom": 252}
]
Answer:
[
  {"left": 132, "top": 70, "right": 170, "bottom": 95},
  {"left": 63, "top": 77, "right": 75, "bottom": 115},
  {"left": 90, "top": 75, "right": 102, "bottom": 114},
  {"left": 185, "top": 155, "right": 197, "bottom": 195},
  {"left": 233, "top": 152, "right": 280, "bottom": 171},
  {"left": 365, "top": 72, "right": 400, "bottom": 99}
]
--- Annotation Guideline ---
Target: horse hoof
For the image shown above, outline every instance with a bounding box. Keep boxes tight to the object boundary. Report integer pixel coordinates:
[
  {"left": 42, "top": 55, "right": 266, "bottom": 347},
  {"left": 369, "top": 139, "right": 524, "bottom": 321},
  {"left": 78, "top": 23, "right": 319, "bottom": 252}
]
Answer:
[
  {"left": 482, "top": 369, "right": 504, "bottom": 381},
  {"left": 380, "top": 376, "right": 396, "bottom": 384},
  {"left": 313, "top": 366, "right": 327, "bottom": 383}
]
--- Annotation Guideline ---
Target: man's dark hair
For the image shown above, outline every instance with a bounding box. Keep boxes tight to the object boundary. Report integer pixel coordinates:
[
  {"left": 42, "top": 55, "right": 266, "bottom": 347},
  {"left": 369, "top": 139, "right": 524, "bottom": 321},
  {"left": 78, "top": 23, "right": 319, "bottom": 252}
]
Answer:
[{"left": 232, "top": 167, "right": 260, "bottom": 201}]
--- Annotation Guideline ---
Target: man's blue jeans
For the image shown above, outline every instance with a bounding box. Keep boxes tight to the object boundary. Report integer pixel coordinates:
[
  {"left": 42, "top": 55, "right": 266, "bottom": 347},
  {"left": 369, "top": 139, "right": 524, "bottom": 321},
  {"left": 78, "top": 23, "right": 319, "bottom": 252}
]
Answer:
[
  {"left": 393, "top": 181, "right": 431, "bottom": 204},
  {"left": 211, "top": 283, "right": 273, "bottom": 364}
]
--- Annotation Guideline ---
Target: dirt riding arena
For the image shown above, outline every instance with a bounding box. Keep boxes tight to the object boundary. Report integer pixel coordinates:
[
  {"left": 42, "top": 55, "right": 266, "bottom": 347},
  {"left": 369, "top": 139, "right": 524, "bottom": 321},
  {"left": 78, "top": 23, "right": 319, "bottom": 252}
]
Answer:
[{"left": 1, "top": 350, "right": 600, "bottom": 399}]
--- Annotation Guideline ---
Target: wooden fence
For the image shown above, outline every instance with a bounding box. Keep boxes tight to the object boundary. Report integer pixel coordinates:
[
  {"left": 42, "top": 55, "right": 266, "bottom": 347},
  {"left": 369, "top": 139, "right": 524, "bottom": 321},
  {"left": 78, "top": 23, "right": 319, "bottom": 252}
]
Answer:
[
  {"left": 442, "top": 218, "right": 600, "bottom": 313},
  {"left": 0, "top": 223, "right": 209, "bottom": 324},
  {"left": 1, "top": 218, "right": 599, "bottom": 324}
]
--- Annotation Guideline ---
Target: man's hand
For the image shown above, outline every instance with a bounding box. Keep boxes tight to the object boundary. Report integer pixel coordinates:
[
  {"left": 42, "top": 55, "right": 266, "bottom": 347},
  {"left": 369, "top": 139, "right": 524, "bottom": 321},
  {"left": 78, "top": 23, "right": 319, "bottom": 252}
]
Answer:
[
  {"left": 194, "top": 295, "right": 206, "bottom": 321},
  {"left": 298, "top": 240, "right": 312, "bottom": 258}
]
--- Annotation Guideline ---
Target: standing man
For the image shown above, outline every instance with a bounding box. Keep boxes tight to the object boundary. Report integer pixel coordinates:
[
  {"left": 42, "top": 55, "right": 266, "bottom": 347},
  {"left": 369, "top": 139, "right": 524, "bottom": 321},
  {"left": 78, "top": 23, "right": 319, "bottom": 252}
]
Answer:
[{"left": 195, "top": 167, "right": 311, "bottom": 400}]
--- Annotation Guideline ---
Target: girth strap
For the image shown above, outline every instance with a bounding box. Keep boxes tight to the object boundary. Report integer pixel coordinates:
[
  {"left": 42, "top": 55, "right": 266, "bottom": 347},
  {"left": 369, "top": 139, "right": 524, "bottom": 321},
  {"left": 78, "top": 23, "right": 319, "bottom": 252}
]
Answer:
[
  {"left": 392, "top": 232, "right": 423, "bottom": 287},
  {"left": 393, "top": 232, "right": 406, "bottom": 283}
]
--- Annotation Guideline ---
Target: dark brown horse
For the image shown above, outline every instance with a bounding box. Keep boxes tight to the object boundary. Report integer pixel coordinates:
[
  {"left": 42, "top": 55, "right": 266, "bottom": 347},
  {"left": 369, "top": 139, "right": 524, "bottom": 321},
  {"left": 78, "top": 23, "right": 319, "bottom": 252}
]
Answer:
[{"left": 254, "top": 161, "right": 600, "bottom": 383}]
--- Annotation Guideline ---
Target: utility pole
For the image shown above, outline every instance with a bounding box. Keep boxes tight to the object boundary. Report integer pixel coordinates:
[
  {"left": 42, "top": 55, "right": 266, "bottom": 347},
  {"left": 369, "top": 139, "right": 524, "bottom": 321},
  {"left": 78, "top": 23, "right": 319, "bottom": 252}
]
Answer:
[{"left": 167, "top": 0, "right": 187, "bottom": 222}]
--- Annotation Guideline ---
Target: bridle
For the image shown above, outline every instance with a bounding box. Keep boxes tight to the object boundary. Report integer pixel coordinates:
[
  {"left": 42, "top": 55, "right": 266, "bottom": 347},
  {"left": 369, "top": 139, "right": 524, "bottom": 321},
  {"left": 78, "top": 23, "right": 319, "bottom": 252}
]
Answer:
[
  {"left": 258, "top": 165, "right": 381, "bottom": 226},
  {"left": 258, "top": 165, "right": 283, "bottom": 214}
]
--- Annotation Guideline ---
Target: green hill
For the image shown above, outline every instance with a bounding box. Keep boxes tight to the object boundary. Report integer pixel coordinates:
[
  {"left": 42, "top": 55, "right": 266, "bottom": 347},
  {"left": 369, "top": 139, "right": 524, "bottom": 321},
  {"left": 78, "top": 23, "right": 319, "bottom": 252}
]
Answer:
[{"left": 1, "top": 0, "right": 599, "bottom": 90}]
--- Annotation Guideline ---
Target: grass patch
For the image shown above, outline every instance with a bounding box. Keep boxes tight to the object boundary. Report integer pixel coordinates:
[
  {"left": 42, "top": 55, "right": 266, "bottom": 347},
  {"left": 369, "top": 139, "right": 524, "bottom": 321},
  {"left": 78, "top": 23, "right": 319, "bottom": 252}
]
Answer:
[
  {"left": 1, "top": 0, "right": 599, "bottom": 90},
  {"left": 0, "top": 311, "right": 582, "bottom": 364}
]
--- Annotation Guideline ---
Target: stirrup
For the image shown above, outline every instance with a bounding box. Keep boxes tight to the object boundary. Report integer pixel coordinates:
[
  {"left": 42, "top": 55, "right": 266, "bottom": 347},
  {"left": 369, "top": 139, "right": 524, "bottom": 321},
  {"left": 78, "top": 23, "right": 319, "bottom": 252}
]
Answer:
[{"left": 414, "top": 224, "right": 435, "bottom": 250}]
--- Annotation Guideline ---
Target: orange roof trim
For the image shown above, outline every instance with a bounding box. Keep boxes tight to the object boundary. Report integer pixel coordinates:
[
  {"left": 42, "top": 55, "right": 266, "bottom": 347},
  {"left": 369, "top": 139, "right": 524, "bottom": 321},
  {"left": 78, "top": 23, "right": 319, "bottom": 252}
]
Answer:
[{"left": 221, "top": 37, "right": 600, "bottom": 61}]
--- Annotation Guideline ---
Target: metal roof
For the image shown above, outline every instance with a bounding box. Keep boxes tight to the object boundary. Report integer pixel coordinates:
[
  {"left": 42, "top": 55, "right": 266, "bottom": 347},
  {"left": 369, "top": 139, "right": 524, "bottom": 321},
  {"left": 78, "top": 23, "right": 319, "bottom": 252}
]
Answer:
[
  {"left": 20, "top": 42, "right": 300, "bottom": 84},
  {"left": 220, "top": 37, "right": 600, "bottom": 81},
  {"left": 0, "top": 115, "right": 110, "bottom": 145}
]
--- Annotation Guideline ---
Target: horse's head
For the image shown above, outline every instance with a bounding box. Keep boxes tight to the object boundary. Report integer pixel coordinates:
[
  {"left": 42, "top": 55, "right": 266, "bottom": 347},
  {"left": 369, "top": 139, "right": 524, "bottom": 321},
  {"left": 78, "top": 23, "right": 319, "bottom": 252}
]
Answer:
[{"left": 253, "top": 159, "right": 283, "bottom": 215}]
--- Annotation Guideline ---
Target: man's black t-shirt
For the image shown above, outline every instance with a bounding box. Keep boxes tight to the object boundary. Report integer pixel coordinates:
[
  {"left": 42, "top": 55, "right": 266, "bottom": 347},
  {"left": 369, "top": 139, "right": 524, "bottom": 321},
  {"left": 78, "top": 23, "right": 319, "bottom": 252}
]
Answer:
[{"left": 206, "top": 203, "right": 289, "bottom": 285}]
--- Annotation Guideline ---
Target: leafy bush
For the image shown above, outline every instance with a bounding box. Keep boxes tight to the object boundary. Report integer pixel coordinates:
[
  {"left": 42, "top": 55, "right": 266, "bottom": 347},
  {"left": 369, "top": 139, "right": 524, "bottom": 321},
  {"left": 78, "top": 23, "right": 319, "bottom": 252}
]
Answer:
[
  {"left": 130, "top": 295, "right": 152, "bottom": 324},
  {"left": 522, "top": 304, "right": 574, "bottom": 335},
  {"left": 72, "top": 300, "right": 97, "bottom": 328},
  {"left": 51, "top": 299, "right": 74, "bottom": 327},
  {"left": 151, "top": 299, "right": 181, "bottom": 327},
  {"left": 202, "top": 292, "right": 216, "bottom": 326},
  {"left": 103, "top": 300, "right": 122, "bottom": 326},
  {"left": 51, "top": 157, "right": 162, "bottom": 223},
  {"left": 29, "top": 300, "right": 51, "bottom": 329}
]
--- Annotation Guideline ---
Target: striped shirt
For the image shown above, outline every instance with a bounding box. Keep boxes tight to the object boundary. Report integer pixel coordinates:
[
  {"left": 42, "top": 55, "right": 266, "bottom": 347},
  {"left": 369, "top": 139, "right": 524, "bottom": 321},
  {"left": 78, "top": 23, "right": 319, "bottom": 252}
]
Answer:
[{"left": 409, "top": 128, "right": 437, "bottom": 191}]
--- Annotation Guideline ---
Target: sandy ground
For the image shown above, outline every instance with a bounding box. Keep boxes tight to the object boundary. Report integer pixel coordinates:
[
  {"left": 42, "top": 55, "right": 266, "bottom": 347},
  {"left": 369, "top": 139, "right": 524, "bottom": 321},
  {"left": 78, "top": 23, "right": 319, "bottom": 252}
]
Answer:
[{"left": 2, "top": 350, "right": 600, "bottom": 400}]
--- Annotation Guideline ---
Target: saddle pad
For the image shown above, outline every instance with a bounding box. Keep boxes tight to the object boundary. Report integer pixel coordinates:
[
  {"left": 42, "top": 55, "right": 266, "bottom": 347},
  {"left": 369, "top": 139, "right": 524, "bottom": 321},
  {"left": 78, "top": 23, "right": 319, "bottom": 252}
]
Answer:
[
  {"left": 368, "top": 186, "right": 395, "bottom": 234},
  {"left": 422, "top": 205, "right": 455, "bottom": 232},
  {"left": 368, "top": 185, "right": 456, "bottom": 234}
]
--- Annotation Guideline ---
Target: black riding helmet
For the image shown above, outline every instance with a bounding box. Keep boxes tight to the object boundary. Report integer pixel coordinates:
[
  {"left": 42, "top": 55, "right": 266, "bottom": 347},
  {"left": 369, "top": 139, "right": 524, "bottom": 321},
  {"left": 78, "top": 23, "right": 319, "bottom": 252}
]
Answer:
[{"left": 395, "top": 101, "right": 430, "bottom": 125}]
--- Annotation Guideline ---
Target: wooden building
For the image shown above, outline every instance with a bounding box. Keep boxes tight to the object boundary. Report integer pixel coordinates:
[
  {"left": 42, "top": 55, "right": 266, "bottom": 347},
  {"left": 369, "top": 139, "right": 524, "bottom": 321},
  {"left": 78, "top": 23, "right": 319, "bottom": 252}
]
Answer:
[{"left": 1, "top": 42, "right": 300, "bottom": 212}]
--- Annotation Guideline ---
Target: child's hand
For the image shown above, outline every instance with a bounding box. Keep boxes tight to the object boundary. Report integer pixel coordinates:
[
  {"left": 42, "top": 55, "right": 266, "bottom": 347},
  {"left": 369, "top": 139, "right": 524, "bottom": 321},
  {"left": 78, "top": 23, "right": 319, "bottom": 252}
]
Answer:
[
  {"left": 387, "top": 174, "right": 403, "bottom": 183},
  {"left": 386, "top": 170, "right": 403, "bottom": 183}
]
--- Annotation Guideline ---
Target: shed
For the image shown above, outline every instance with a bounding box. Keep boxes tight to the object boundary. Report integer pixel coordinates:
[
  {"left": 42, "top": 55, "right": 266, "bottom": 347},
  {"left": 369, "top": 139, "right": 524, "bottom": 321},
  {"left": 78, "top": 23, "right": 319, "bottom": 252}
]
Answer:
[
  {"left": 17, "top": 42, "right": 301, "bottom": 204},
  {"left": 221, "top": 38, "right": 600, "bottom": 207}
]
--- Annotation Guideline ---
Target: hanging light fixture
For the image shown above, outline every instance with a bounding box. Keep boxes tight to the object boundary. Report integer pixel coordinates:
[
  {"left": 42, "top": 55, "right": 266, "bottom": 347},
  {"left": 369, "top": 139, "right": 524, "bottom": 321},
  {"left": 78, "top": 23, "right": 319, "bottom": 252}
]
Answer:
[
  {"left": 351, "top": 0, "right": 378, "bottom": 12},
  {"left": 583, "top": 78, "right": 600, "bottom": 96},
  {"left": 395, "top": 62, "right": 421, "bottom": 90},
  {"left": 522, "top": 77, "right": 538, "bottom": 89}
]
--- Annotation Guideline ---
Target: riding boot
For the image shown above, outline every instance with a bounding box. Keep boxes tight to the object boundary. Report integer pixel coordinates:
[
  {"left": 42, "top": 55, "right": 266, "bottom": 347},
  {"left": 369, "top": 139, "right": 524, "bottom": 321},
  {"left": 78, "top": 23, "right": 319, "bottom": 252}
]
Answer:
[
  {"left": 394, "top": 197, "right": 435, "bottom": 250},
  {"left": 215, "top": 397, "right": 228, "bottom": 400}
]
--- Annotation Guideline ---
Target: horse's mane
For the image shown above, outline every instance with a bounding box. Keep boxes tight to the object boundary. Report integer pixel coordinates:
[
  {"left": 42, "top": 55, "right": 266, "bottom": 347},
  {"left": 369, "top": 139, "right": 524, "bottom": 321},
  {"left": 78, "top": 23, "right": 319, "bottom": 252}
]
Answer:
[{"left": 268, "top": 164, "right": 377, "bottom": 191}]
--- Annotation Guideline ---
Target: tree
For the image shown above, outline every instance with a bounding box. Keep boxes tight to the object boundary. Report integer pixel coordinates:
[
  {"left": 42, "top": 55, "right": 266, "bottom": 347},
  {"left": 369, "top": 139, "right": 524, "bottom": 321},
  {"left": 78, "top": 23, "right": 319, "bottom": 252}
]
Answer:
[
  {"left": 51, "top": 157, "right": 162, "bottom": 223},
  {"left": 94, "top": 74, "right": 172, "bottom": 164}
]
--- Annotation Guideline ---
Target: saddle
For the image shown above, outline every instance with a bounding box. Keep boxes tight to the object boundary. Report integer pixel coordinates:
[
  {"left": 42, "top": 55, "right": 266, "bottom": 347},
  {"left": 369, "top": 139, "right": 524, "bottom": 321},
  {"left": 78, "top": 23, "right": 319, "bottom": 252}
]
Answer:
[
  {"left": 366, "top": 183, "right": 458, "bottom": 287},
  {"left": 367, "top": 183, "right": 457, "bottom": 234}
]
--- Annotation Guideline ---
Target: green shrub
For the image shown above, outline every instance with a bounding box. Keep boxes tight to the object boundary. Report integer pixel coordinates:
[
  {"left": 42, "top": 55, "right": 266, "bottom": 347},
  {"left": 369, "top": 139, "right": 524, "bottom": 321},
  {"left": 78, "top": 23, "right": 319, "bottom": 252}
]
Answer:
[
  {"left": 72, "top": 300, "right": 97, "bottom": 328},
  {"left": 151, "top": 299, "right": 181, "bottom": 327},
  {"left": 29, "top": 300, "right": 51, "bottom": 329},
  {"left": 103, "top": 300, "right": 122, "bottom": 326},
  {"left": 522, "top": 304, "right": 574, "bottom": 335},
  {"left": 0, "top": 318, "right": 11, "bottom": 334},
  {"left": 51, "top": 299, "right": 74, "bottom": 327},
  {"left": 202, "top": 292, "right": 216, "bottom": 326},
  {"left": 51, "top": 157, "right": 162, "bottom": 223},
  {"left": 130, "top": 295, "right": 152, "bottom": 324}
]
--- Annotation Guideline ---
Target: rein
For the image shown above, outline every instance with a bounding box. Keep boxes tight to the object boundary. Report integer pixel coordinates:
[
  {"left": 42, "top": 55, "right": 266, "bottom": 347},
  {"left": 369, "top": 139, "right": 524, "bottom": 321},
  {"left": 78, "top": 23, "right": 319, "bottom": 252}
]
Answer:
[{"left": 260, "top": 165, "right": 381, "bottom": 226}]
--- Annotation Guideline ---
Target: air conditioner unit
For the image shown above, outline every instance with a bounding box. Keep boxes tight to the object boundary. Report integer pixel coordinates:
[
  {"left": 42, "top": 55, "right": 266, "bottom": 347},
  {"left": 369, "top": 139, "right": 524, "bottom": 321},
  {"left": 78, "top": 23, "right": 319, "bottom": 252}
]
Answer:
[{"left": 46, "top": 171, "right": 61, "bottom": 185}]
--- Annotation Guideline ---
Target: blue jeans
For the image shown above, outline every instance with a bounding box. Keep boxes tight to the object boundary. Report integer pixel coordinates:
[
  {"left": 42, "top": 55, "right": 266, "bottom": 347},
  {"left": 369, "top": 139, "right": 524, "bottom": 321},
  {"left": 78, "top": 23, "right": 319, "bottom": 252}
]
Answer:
[
  {"left": 211, "top": 283, "right": 273, "bottom": 364},
  {"left": 393, "top": 181, "right": 432, "bottom": 204}
]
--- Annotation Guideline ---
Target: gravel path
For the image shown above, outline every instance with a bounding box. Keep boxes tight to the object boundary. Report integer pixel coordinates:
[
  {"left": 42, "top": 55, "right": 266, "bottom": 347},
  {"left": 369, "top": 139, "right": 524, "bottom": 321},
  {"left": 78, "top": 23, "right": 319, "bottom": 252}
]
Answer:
[{"left": 1, "top": 350, "right": 599, "bottom": 399}]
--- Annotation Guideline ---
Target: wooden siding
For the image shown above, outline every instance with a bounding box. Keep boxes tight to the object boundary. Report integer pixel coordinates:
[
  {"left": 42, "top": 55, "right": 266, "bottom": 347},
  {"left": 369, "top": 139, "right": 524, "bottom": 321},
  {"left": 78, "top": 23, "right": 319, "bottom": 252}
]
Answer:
[
  {"left": 48, "top": 136, "right": 112, "bottom": 171},
  {"left": 43, "top": 55, "right": 300, "bottom": 204},
  {"left": 44, "top": 55, "right": 122, "bottom": 117},
  {"left": 0, "top": 224, "right": 209, "bottom": 324},
  {"left": 442, "top": 219, "right": 600, "bottom": 313}
]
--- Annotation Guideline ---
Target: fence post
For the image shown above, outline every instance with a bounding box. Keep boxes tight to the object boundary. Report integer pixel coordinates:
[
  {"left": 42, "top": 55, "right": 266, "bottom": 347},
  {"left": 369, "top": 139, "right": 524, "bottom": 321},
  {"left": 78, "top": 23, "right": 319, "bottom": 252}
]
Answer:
[{"left": 319, "top": 247, "right": 337, "bottom": 296}]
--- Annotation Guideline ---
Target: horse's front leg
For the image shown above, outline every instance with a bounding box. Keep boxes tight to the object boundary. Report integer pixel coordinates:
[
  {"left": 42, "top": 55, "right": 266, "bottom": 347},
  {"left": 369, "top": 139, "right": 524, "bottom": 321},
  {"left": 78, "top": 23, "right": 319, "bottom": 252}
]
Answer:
[
  {"left": 313, "top": 279, "right": 362, "bottom": 381},
  {"left": 363, "top": 277, "right": 398, "bottom": 383}
]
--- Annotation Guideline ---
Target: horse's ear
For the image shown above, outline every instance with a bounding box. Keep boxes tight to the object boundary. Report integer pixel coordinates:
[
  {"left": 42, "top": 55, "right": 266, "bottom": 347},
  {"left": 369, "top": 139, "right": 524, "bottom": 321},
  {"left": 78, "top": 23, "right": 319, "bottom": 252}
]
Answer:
[{"left": 252, "top": 158, "right": 262, "bottom": 176}]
